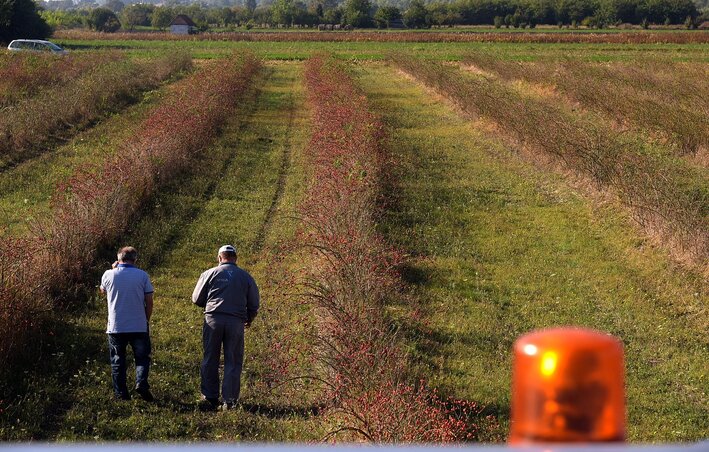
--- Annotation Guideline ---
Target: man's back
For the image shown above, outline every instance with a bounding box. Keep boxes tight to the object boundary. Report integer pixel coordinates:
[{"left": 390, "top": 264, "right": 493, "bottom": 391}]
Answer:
[
  {"left": 192, "top": 262, "right": 259, "bottom": 322},
  {"left": 101, "top": 264, "right": 153, "bottom": 333}
]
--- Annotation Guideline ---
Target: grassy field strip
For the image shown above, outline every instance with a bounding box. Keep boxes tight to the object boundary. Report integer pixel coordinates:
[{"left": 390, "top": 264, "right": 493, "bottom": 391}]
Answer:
[
  {"left": 249, "top": 63, "right": 297, "bottom": 257},
  {"left": 0, "top": 86, "right": 172, "bottom": 237},
  {"left": 53, "top": 39, "right": 709, "bottom": 62},
  {"left": 0, "top": 62, "right": 322, "bottom": 441},
  {"left": 355, "top": 62, "right": 708, "bottom": 442}
]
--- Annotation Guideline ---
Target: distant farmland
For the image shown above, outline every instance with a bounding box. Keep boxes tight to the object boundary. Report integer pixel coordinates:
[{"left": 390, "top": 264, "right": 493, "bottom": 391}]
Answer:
[{"left": 0, "top": 34, "right": 706, "bottom": 442}]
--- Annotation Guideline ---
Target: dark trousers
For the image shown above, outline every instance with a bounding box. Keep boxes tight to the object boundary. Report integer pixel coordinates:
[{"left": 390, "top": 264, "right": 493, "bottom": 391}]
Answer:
[
  {"left": 108, "top": 332, "right": 151, "bottom": 397},
  {"left": 201, "top": 314, "right": 244, "bottom": 403}
]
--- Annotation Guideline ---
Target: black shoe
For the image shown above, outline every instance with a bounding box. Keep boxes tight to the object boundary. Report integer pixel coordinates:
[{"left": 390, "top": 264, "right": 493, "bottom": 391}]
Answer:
[
  {"left": 221, "top": 400, "right": 238, "bottom": 411},
  {"left": 136, "top": 387, "right": 154, "bottom": 402},
  {"left": 114, "top": 392, "right": 131, "bottom": 401},
  {"left": 199, "top": 396, "right": 220, "bottom": 411}
]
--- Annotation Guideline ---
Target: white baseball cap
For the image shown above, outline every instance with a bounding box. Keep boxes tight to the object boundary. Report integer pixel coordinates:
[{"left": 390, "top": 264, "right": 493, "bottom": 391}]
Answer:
[{"left": 218, "top": 245, "right": 237, "bottom": 254}]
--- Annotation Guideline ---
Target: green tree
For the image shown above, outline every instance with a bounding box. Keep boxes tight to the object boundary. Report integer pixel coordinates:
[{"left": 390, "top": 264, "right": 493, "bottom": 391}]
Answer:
[
  {"left": 41, "top": 9, "right": 87, "bottom": 29},
  {"left": 252, "top": 6, "right": 272, "bottom": 25},
  {"left": 342, "top": 0, "right": 371, "bottom": 27},
  {"left": 232, "top": 7, "right": 250, "bottom": 26},
  {"left": 526, "top": 0, "right": 556, "bottom": 24},
  {"left": 120, "top": 3, "right": 153, "bottom": 31},
  {"left": 373, "top": 5, "right": 400, "bottom": 28},
  {"left": 404, "top": 0, "right": 430, "bottom": 28},
  {"left": 207, "top": 7, "right": 235, "bottom": 27},
  {"left": 428, "top": 1, "right": 461, "bottom": 26},
  {"left": 292, "top": 0, "right": 317, "bottom": 26},
  {"left": 319, "top": 0, "right": 340, "bottom": 23},
  {"left": 246, "top": 0, "right": 257, "bottom": 14},
  {"left": 511, "top": 6, "right": 526, "bottom": 27},
  {"left": 272, "top": 0, "right": 295, "bottom": 25},
  {"left": 556, "top": 0, "right": 594, "bottom": 24},
  {"left": 150, "top": 6, "right": 174, "bottom": 31},
  {"left": 89, "top": 7, "right": 121, "bottom": 32},
  {"left": 0, "top": 0, "right": 52, "bottom": 43},
  {"left": 322, "top": 5, "right": 342, "bottom": 23}
]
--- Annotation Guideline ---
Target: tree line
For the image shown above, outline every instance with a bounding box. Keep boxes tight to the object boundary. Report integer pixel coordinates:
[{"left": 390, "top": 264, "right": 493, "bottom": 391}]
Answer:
[
  {"left": 2, "top": 0, "right": 707, "bottom": 43},
  {"left": 40, "top": 0, "right": 707, "bottom": 32}
]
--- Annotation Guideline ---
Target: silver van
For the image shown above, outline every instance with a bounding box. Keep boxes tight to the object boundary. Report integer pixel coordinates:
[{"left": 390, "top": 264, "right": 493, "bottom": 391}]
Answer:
[{"left": 7, "top": 39, "right": 68, "bottom": 55}]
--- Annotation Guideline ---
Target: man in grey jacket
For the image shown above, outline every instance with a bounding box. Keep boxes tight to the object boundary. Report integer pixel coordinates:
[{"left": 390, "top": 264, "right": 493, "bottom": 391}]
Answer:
[{"left": 192, "top": 244, "right": 259, "bottom": 410}]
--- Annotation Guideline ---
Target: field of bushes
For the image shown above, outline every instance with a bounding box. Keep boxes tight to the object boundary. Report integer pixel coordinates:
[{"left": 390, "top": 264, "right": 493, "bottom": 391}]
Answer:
[
  {"left": 0, "top": 39, "right": 706, "bottom": 443},
  {"left": 52, "top": 29, "right": 709, "bottom": 44}
]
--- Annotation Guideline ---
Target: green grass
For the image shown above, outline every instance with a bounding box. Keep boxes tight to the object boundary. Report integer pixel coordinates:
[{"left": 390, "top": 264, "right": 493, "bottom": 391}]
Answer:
[
  {"left": 0, "top": 61, "right": 322, "bottom": 441},
  {"left": 54, "top": 39, "right": 709, "bottom": 62},
  {"left": 355, "top": 62, "right": 708, "bottom": 442}
]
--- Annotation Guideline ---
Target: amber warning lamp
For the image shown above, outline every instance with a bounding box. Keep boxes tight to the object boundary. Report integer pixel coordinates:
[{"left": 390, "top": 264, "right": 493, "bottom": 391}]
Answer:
[{"left": 510, "top": 327, "right": 626, "bottom": 444}]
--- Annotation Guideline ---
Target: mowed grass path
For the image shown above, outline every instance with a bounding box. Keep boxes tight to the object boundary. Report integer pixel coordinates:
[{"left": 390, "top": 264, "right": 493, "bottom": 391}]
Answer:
[
  {"left": 1, "top": 62, "right": 322, "bottom": 441},
  {"left": 356, "top": 63, "right": 708, "bottom": 442}
]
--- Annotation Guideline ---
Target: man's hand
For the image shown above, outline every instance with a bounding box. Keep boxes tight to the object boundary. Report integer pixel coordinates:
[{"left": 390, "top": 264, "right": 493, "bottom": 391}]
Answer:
[
  {"left": 111, "top": 261, "right": 119, "bottom": 269},
  {"left": 145, "top": 293, "right": 154, "bottom": 322}
]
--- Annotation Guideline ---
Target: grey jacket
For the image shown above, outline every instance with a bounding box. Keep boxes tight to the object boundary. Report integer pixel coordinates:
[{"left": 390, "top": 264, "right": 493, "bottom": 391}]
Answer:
[{"left": 192, "top": 262, "right": 259, "bottom": 323}]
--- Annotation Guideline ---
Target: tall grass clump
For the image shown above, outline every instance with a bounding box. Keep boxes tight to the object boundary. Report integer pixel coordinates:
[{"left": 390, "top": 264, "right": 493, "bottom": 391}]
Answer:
[
  {"left": 0, "top": 52, "right": 261, "bottom": 366},
  {"left": 0, "top": 52, "right": 123, "bottom": 108},
  {"left": 0, "top": 53, "right": 193, "bottom": 170},
  {"left": 464, "top": 53, "right": 709, "bottom": 156},
  {"left": 282, "top": 54, "right": 482, "bottom": 442},
  {"left": 393, "top": 54, "right": 708, "bottom": 269}
]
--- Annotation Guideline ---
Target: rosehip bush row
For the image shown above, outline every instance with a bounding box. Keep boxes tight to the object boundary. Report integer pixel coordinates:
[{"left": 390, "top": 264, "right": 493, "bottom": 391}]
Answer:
[
  {"left": 0, "top": 52, "right": 192, "bottom": 169},
  {"left": 464, "top": 52, "right": 709, "bottom": 155},
  {"left": 392, "top": 54, "right": 708, "bottom": 269},
  {"left": 0, "top": 51, "right": 123, "bottom": 108},
  {"left": 295, "top": 54, "right": 476, "bottom": 442},
  {"left": 0, "top": 52, "right": 262, "bottom": 365}
]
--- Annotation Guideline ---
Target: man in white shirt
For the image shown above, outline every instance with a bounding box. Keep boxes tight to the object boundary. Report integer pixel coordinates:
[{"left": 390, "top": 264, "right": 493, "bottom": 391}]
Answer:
[{"left": 100, "top": 246, "right": 154, "bottom": 401}]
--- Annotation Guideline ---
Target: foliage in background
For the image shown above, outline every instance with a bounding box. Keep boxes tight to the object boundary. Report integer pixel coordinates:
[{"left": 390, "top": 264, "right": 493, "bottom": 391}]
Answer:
[
  {"left": 0, "top": 0, "right": 51, "bottom": 43},
  {"left": 34, "top": 0, "right": 704, "bottom": 30},
  {"left": 88, "top": 7, "right": 121, "bottom": 32}
]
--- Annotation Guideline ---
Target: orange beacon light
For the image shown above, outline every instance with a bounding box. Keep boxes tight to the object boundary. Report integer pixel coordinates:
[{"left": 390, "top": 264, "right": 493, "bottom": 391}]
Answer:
[{"left": 510, "top": 327, "right": 626, "bottom": 444}]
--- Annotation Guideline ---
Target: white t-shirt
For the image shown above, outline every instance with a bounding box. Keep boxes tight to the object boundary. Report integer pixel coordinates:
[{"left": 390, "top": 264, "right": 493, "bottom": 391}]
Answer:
[{"left": 101, "top": 264, "right": 154, "bottom": 334}]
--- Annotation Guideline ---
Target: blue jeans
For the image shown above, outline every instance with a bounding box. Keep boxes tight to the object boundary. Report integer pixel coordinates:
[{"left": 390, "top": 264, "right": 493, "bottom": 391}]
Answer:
[
  {"left": 201, "top": 314, "right": 244, "bottom": 403},
  {"left": 108, "top": 332, "right": 151, "bottom": 397}
]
